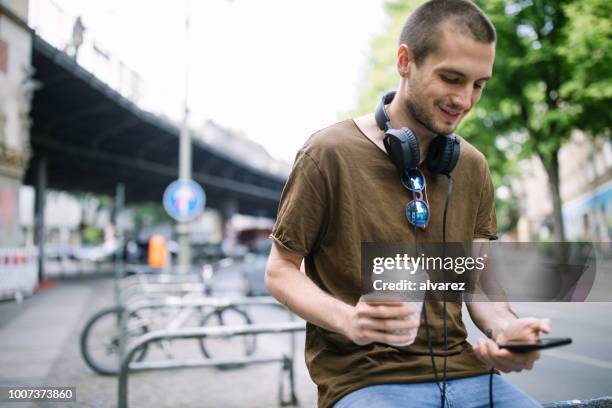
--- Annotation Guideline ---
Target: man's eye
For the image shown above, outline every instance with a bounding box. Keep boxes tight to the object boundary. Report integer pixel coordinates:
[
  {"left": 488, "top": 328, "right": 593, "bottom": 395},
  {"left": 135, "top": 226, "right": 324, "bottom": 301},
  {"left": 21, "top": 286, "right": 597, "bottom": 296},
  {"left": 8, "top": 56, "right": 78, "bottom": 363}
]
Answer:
[
  {"left": 441, "top": 75, "right": 460, "bottom": 84},
  {"left": 474, "top": 82, "right": 484, "bottom": 89}
]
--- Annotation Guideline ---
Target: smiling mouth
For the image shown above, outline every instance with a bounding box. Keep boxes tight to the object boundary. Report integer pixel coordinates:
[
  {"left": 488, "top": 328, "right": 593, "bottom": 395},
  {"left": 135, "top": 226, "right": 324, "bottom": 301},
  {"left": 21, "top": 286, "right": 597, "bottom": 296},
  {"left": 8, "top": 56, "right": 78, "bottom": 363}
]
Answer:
[{"left": 438, "top": 106, "right": 461, "bottom": 122}]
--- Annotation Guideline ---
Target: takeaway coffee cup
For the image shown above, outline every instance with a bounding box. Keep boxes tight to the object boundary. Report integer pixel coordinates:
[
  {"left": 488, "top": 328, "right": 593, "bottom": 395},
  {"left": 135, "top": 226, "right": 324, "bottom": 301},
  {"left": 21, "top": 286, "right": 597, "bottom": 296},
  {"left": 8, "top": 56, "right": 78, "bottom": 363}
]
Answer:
[
  {"left": 360, "top": 262, "right": 428, "bottom": 347},
  {"left": 390, "top": 301, "right": 423, "bottom": 347},
  {"left": 359, "top": 295, "right": 423, "bottom": 347}
]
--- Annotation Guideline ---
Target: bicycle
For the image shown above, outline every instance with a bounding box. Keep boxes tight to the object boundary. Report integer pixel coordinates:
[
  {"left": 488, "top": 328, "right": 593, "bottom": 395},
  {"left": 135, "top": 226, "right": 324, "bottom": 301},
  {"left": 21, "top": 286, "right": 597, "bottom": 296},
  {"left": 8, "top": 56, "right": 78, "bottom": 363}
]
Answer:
[{"left": 80, "top": 260, "right": 256, "bottom": 375}]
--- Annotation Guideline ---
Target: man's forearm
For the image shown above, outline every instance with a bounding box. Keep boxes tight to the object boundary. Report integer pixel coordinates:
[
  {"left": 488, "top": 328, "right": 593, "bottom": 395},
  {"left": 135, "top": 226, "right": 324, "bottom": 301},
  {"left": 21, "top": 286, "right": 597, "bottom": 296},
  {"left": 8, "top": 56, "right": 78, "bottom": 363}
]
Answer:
[
  {"left": 265, "top": 259, "right": 352, "bottom": 336},
  {"left": 467, "top": 301, "right": 517, "bottom": 341}
]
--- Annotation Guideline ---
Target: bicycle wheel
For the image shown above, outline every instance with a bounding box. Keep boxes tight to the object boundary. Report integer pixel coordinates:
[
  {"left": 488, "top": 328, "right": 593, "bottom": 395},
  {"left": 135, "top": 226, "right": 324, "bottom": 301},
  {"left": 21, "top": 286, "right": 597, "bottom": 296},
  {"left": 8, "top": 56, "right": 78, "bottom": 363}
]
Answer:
[
  {"left": 198, "top": 305, "right": 257, "bottom": 366},
  {"left": 80, "top": 306, "right": 149, "bottom": 375}
]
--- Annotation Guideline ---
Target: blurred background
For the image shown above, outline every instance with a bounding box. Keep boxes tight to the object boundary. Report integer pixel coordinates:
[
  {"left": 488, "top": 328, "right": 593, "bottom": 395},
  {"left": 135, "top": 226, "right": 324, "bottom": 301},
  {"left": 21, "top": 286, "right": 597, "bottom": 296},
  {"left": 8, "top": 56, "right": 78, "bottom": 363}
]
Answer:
[{"left": 0, "top": 0, "right": 610, "bottom": 407}]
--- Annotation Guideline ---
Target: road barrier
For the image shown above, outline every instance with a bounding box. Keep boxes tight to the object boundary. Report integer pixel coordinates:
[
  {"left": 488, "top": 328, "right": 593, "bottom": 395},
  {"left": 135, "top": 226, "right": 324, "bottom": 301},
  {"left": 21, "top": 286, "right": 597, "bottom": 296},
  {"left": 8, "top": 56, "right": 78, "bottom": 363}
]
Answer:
[{"left": 0, "top": 247, "right": 37, "bottom": 301}]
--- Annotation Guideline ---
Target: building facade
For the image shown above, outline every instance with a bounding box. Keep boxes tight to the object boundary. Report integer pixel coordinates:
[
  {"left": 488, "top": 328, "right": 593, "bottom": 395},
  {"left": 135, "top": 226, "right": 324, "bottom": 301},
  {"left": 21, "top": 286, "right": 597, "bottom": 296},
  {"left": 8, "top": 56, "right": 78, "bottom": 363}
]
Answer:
[
  {"left": 0, "top": 0, "right": 33, "bottom": 246},
  {"left": 515, "top": 132, "right": 612, "bottom": 242}
]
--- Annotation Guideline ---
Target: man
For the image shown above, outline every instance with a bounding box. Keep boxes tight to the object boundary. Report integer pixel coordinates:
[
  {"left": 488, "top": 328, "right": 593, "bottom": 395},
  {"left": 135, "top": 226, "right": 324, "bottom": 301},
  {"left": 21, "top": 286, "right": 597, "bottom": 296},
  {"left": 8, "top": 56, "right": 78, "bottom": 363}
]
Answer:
[
  {"left": 265, "top": 1, "right": 550, "bottom": 407},
  {"left": 70, "top": 16, "right": 86, "bottom": 60}
]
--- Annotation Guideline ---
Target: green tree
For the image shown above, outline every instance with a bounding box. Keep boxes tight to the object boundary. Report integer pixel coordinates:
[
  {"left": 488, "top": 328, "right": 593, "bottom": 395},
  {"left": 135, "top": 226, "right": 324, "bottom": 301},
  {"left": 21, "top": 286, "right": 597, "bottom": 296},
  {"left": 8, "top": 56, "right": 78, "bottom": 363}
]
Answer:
[
  {"left": 352, "top": 1, "right": 422, "bottom": 116},
  {"left": 353, "top": 0, "right": 611, "bottom": 241},
  {"left": 474, "top": 0, "right": 611, "bottom": 242}
]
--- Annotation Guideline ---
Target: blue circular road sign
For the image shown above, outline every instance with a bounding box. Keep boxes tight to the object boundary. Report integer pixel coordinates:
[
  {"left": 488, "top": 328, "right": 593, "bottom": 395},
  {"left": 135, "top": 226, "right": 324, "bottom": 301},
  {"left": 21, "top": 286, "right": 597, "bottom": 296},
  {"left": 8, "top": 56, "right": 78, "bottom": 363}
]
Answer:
[{"left": 163, "top": 179, "right": 206, "bottom": 222}]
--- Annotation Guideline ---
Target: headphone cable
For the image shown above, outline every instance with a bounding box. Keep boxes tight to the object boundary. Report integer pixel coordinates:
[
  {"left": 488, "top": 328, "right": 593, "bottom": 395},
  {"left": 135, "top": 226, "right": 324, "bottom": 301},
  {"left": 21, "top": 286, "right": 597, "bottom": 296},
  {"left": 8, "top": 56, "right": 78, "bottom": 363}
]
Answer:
[
  {"left": 445, "top": 175, "right": 495, "bottom": 408},
  {"left": 422, "top": 303, "right": 445, "bottom": 406},
  {"left": 419, "top": 174, "right": 455, "bottom": 408},
  {"left": 440, "top": 175, "right": 454, "bottom": 408},
  {"left": 413, "top": 200, "right": 444, "bottom": 406},
  {"left": 489, "top": 367, "right": 495, "bottom": 407}
]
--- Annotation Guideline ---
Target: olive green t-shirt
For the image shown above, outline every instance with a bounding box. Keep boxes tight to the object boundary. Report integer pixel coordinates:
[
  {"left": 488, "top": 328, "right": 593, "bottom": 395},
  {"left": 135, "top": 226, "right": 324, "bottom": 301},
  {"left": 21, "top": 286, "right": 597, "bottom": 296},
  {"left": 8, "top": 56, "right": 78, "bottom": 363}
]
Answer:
[{"left": 271, "top": 119, "right": 498, "bottom": 407}]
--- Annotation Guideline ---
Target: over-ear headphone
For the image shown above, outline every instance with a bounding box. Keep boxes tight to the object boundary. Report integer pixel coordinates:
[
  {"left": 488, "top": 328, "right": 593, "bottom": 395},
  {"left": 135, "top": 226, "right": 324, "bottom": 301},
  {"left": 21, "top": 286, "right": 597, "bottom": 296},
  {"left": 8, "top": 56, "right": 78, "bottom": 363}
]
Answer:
[{"left": 375, "top": 91, "right": 460, "bottom": 176}]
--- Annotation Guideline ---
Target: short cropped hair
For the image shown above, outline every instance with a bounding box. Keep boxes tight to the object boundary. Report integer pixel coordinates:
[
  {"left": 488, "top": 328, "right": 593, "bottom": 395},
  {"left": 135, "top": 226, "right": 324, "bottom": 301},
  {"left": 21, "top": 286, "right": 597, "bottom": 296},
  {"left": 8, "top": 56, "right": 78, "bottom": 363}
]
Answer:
[{"left": 399, "top": 0, "right": 496, "bottom": 66}]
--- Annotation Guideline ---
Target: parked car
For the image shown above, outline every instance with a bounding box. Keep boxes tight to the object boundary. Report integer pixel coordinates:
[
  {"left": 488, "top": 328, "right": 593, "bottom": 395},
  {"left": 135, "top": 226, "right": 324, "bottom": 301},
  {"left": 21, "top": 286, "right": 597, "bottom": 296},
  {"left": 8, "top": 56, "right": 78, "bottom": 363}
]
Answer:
[{"left": 241, "top": 242, "right": 272, "bottom": 297}]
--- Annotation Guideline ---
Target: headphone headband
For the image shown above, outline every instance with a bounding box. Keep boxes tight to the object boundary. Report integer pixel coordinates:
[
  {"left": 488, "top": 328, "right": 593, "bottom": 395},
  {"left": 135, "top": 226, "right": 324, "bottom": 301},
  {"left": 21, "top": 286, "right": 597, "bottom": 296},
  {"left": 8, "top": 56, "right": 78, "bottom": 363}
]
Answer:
[{"left": 375, "top": 91, "right": 396, "bottom": 132}]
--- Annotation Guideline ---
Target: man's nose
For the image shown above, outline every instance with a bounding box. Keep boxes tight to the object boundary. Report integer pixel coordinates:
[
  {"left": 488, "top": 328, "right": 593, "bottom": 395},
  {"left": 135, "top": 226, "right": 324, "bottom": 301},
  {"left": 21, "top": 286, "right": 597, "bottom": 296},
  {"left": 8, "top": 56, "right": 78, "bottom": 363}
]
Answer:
[{"left": 451, "top": 87, "right": 474, "bottom": 111}]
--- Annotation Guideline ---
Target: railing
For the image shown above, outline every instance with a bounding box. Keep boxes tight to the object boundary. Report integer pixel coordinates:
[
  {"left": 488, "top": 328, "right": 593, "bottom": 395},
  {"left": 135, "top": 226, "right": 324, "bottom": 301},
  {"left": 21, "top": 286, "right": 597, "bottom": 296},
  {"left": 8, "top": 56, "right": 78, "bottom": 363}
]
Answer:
[
  {"left": 117, "top": 321, "right": 305, "bottom": 408},
  {"left": 28, "top": 0, "right": 184, "bottom": 122}
]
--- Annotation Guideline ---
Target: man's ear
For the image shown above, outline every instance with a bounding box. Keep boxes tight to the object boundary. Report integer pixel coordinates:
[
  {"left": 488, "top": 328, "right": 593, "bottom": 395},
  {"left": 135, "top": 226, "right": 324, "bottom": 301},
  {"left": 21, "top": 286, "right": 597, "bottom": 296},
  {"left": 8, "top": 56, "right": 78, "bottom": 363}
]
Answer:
[{"left": 397, "top": 44, "right": 413, "bottom": 77}]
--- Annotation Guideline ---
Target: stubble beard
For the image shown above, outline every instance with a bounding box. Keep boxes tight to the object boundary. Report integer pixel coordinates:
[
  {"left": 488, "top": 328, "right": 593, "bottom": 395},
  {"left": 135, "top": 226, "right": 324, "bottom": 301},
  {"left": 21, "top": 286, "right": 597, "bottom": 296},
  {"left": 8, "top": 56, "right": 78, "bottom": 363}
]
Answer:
[{"left": 405, "top": 84, "right": 458, "bottom": 136}]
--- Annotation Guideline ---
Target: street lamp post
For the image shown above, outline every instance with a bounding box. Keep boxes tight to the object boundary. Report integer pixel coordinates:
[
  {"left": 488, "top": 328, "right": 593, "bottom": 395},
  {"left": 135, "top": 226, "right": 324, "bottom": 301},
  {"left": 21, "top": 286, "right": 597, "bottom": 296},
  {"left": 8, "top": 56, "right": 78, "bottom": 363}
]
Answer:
[{"left": 177, "top": 2, "right": 192, "bottom": 270}]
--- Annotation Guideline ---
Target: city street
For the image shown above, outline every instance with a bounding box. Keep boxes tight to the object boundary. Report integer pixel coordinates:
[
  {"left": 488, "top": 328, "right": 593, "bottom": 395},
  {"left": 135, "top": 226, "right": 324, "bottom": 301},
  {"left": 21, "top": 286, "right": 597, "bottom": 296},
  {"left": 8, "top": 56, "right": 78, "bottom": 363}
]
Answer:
[
  {"left": 0, "top": 266, "right": 610, "bottom": 407},
  {"left": 1, "top": 1, "right": 610, "bottom": 407}
]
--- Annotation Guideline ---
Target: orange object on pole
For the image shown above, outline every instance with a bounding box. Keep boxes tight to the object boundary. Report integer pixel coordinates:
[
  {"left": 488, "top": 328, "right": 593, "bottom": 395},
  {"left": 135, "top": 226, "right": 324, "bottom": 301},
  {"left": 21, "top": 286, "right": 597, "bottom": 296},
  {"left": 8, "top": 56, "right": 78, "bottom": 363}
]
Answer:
[{"left": 147, "top": 235, "right": 167, "bottom": 268}]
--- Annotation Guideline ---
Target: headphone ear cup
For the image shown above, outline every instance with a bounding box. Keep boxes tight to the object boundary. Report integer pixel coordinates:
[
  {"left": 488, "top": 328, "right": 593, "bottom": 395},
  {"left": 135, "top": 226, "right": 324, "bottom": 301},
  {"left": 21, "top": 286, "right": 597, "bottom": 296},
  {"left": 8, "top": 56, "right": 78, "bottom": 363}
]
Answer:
[
  {"left": 426, "top": 135, "right": 460, "bottom": 174},
  {"left": 383, "top": 129, "right": 406, "bottom": 174},
  {"left": 383, "top": 128, "right": 420, "bottom": 174},
  {"left": 401, "top": 127, "right": 420, "bottom": 170}
]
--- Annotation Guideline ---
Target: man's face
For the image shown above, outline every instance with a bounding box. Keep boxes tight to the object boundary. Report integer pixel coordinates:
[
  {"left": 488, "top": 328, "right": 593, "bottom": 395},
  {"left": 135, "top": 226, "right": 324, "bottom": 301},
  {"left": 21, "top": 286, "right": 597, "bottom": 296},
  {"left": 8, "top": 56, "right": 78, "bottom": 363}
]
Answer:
[{"left": 402, "top": 25, "right": 495, "bottom": 135}]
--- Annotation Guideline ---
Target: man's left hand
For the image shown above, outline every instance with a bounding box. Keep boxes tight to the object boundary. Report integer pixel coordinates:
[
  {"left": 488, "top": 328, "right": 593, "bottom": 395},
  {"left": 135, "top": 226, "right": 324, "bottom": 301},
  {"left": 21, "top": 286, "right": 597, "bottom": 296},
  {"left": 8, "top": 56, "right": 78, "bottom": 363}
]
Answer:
[{"left": 473, "top": 317, "right": 552, "bottom": 373}]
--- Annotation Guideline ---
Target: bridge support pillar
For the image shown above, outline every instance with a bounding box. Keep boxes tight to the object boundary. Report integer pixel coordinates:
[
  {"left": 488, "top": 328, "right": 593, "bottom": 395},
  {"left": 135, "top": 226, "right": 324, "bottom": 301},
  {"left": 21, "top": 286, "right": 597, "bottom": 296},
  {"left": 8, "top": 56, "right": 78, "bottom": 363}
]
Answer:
[{"left": 34, "top": 157, "right": 47, "bottom": 283}]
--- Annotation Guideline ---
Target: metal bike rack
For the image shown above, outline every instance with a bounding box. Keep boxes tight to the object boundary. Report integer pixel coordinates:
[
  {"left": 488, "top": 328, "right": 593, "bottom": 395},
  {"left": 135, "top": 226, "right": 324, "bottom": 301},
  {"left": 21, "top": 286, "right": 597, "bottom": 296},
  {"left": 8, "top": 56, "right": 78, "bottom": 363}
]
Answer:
[
  {"left": 111, "top": 263, "right": 227, "bottom": 367},
  {"left": 117, "top": 296, "right": 299, "bottom": 369},
  {"left": 84, "top": 259, "right": 306, "bottom": 406},
  {"left": 123, "top": 295, "right": 291, "bottom": 313},
  {"left": 117, "top": 321, "right": 306, "bottom": 408}
]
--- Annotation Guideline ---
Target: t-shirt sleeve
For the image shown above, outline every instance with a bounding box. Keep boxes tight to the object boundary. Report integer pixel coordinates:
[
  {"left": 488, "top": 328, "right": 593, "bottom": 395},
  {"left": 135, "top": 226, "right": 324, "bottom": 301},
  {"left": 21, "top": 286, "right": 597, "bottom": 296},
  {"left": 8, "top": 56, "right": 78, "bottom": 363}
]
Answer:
[
  {"left": 270, "top": 150, "right": 328, "bottom": 255},
  {"left": 473, "top": 161, "right": 498, "bottom": 240}
]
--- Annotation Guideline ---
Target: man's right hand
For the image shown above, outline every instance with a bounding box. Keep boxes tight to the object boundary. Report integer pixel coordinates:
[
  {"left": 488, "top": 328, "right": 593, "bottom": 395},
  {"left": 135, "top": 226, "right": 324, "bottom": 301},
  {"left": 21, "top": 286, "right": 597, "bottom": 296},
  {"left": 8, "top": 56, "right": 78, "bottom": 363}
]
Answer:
[
  {"left": 342, "top": 301, "right": 420, "bottom": 346},
  {"left": 265, "top": 243, "right": 420, "bottom": 346}
]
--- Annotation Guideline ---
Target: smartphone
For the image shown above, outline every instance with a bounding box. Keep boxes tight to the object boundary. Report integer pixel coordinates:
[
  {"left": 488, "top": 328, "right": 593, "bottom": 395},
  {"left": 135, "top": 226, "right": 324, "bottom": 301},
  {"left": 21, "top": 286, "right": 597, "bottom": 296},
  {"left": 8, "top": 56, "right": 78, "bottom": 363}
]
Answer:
[{"left": 498, "top": 337, "right": 572, "bottom": 353}]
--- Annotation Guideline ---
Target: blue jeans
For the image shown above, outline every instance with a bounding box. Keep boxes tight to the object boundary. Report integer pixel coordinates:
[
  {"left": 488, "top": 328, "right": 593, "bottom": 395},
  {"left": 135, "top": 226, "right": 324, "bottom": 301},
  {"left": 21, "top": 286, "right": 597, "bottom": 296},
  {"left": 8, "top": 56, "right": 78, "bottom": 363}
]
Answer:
[{"left": 333, "top": 374, "right": 542, "bottom": 408}]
